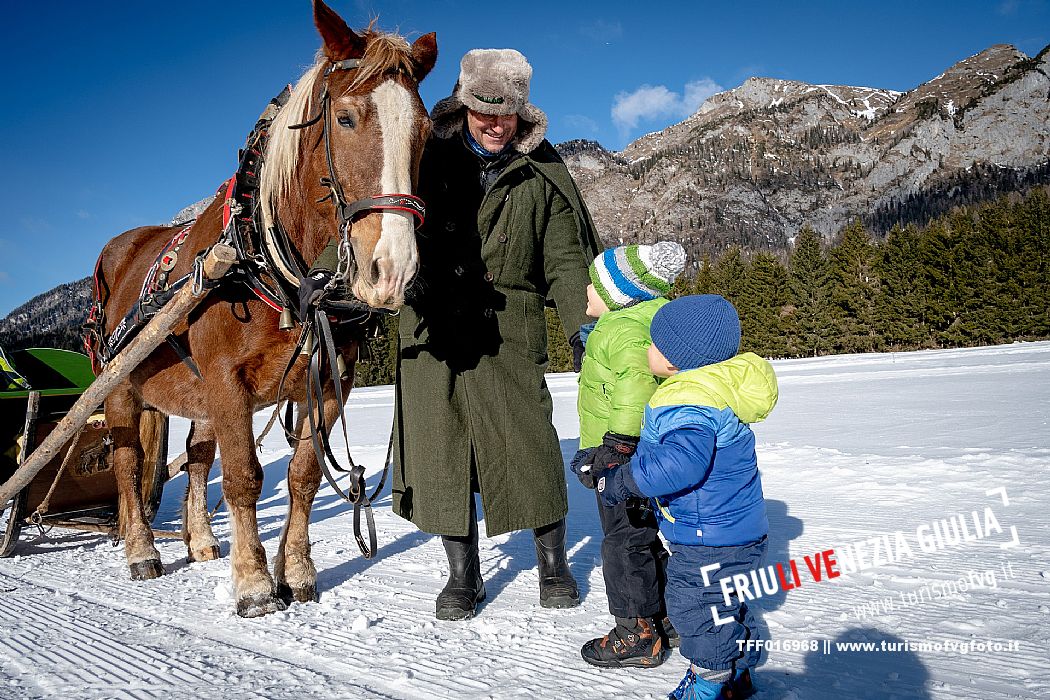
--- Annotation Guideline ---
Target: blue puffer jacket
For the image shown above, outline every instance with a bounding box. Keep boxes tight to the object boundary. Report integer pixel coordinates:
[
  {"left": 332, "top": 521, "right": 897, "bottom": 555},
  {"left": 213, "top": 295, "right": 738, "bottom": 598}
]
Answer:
[{"left": 628, "top": 353, "right": 778, "bottom": 546}]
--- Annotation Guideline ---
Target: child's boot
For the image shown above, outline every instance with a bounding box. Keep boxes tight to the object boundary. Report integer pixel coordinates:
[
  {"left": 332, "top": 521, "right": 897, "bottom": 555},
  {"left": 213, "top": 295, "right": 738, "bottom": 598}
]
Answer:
[
  {"left": 723, "top": 668, "right": 754, "bottom": 699},
  {"left": 580, "top": 616, "right": 669, "bottom": 668},
  {"left": 668, "top": 666, "right": 755, "bottom": 700}
]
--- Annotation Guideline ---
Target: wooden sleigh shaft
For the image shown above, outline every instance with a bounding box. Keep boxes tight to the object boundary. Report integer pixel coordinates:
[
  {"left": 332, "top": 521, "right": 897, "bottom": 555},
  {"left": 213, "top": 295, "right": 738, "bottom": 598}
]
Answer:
[{"left": 0, "top": 244, "right": 236, "bottom": 511}]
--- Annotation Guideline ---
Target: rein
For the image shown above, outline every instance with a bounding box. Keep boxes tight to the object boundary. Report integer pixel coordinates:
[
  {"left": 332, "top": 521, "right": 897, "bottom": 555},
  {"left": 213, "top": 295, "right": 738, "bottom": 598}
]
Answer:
[
  {"left": 84, "top": 56, "right": 426, "bottom": 561},
  {"left": 264, "top": 57, "right": 427, "bottom": 559}
]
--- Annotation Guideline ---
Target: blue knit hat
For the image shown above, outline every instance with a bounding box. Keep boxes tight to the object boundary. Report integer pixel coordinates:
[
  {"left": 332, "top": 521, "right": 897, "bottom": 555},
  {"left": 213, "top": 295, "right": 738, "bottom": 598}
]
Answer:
[
  {"left": 589, "top": 241, "right": 686, "bottom": 311},
  {"left": 649, "top": 295, "right": 741, "bottom": 370}
]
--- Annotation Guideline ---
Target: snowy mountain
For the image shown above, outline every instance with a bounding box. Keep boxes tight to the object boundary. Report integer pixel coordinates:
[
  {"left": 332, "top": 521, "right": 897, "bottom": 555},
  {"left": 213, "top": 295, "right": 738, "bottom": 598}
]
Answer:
[
  {"left": 0, "top": 204, "right": 209, "bottom": 353},
  {"left": 4, "top": 44, "right": 1048, "bottom": 350},
  {"left": 560, "top": 44, "right": 1050, "bottom": 256},
  {"left": 2, "top": 342, "right": 1048, "bottom": 698}
]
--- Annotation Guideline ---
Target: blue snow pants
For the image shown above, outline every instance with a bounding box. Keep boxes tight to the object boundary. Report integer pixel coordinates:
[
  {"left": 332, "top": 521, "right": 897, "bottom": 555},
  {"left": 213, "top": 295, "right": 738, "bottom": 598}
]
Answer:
[{"left": 665, "top": 536, "right": 767, "bottom": 671}]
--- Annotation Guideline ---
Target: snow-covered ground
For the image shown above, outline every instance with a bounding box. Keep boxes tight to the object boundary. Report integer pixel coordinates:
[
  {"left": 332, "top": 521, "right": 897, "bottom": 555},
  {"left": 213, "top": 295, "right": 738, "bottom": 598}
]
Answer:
[{"left": 2, "top": 342, "right": 1049, "bottom": 700}]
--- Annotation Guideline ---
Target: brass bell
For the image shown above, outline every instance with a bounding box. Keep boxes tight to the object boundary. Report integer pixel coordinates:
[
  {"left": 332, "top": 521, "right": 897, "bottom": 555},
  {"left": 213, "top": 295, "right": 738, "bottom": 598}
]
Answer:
[{"left": 279, "top": 307, "right": 294, "bottom": 331}]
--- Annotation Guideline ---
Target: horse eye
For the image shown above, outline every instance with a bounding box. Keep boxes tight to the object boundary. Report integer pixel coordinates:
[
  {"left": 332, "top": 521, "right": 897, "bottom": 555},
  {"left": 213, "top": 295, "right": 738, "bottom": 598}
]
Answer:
[{"left": 336, "top": 110, "right": 356, "bottom": 128}]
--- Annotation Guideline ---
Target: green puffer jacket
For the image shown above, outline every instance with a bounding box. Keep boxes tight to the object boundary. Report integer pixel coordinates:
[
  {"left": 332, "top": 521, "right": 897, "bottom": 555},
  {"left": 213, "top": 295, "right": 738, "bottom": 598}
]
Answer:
[{"left": 577, "top": 298, "right": 668, "bottom": 448}]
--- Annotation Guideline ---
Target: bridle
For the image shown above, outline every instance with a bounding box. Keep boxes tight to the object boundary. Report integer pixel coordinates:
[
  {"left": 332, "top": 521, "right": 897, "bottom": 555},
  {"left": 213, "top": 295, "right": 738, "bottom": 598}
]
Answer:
[
  {"left": 288, "top": 58, "right": 426, "bottom": 282},
  {"left": 272, "top": 57, "right": 430, "bottom": 558}
]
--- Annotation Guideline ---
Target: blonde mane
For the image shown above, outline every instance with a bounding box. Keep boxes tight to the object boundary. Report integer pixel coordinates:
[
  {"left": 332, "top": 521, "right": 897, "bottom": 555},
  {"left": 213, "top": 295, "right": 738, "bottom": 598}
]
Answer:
[{"left": 260, "top": 29, "right": 416, "bottom": 233}]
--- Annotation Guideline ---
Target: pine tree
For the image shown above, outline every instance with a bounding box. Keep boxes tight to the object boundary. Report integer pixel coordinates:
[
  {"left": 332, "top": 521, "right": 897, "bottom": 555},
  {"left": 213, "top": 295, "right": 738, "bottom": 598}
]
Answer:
[
  {"left": 740, "top": 252, "right": 790, "bottom": 357},
  {"left": 713, "top": 246, "right": 748, "bottom": 306},
  {"left": 787, "top": 227, "right": 833, "bottom": 356},
  {"left": 917, "top": 219, "right": 957, "bottom": 345},
  {"left": 829, "top": 221, "right": 880, "bottom": 353},
  {"left": 876, "top": 225, "right": 928, "bottom": 349},
  {"left": 1013, "top": 188, "right": 1050, "bottom": 338},
  {"left": 694, "top": 255, "right": 715, "bottom": 294}
]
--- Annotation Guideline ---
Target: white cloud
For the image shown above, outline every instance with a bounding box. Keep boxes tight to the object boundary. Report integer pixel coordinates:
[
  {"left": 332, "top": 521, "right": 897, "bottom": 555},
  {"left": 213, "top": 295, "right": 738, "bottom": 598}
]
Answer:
[
  {"left": 611, "top": 78, "right": 723, "bottom": 134},
  {"left": 76, "top": 210, "right": 91, "bottom": 220},
  {"left": 19, "top": 216, "right": 51, "bottom": 234},
  {"left": 564, "top": 114, "right": 600, "bottom": 135},
  {"left": 580, "top": 19, "right": 623, "bottom": 43}
]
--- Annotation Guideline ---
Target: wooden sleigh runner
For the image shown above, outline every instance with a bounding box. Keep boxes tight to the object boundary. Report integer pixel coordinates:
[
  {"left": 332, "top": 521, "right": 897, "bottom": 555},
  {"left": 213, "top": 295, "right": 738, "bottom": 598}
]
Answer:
[{"left": 0, "top": 347, "right": 170, "bottom": 557}]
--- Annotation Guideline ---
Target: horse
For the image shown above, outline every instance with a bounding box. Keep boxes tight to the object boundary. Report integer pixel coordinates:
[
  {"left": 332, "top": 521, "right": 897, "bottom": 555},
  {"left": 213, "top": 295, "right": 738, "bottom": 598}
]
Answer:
[{"left": 92, "top": 0, "right": 436, "bottom": 617}]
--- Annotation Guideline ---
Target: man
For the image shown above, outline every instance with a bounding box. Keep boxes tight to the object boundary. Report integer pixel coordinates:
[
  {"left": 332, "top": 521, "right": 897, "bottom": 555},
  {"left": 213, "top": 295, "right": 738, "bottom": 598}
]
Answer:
[{"left": 392, "top": 48, "right": 601, "bottom": 620}]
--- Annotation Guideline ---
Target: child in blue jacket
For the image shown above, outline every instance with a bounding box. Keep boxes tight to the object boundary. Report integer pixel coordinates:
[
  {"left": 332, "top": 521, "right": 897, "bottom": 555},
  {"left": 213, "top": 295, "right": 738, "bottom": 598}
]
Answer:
[{"left": 596, "top": 294, "right": 778, "bottom": 700}]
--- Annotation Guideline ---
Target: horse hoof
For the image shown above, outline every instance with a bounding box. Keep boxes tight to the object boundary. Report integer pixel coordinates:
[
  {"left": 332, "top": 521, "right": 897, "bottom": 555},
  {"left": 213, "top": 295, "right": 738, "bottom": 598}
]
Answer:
[
  {"left": 277, "top": 582, "right": 319, "bottom": 605},
  {"left": 129, "top": 560, "right": 164, "bottom": 580},
  {"left": 188, "top": 545, "right": 221, "bottom": 563},
  {"left": 236, "top": 593, "right": 288, "bottom": 618}
]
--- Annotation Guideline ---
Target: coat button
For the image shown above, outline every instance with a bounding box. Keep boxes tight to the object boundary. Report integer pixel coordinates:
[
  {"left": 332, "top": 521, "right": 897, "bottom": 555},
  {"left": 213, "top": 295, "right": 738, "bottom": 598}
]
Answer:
[
  {"left": 445, "top": 221, "right": 456, "bottom": 232},
  {"left": 454, "top": 265, "right": 465, "bottom": 277},
  {"left": 497, "top": 233, "right": 508, "bottom": 243},
  {"left": 483, "top": 308, "right": 495, "bottom": 319},
  {"left": 484, "top": 271, "right": 494, "bottom": 282}
]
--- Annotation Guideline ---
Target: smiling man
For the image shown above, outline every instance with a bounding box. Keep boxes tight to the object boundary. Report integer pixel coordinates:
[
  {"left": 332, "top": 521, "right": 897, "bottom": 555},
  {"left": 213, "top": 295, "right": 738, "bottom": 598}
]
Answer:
[{"left": 392, "top": 48, "right": 602, "bottom": 621}]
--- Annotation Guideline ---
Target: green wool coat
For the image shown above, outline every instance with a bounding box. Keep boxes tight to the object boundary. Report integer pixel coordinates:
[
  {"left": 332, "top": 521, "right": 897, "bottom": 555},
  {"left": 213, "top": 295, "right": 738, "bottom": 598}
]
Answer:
[
  {"left": 577, "top": 298, "right": 668, "bottom": 449},
  {"left": 391, "top": 133, "right": 602, "bottom": 537}
]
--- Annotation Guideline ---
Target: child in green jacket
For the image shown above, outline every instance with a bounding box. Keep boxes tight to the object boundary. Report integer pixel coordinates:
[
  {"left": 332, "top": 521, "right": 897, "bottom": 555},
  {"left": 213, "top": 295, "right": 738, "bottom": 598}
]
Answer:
[{"left": 572, "top": 241, "right": 685, "bottom": 669}]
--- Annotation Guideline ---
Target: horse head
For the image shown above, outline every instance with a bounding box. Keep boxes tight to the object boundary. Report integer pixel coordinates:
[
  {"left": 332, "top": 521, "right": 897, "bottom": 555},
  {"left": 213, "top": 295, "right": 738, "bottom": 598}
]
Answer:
[{"left": 262, "top": 0, "right": 437, "bottom": 310}]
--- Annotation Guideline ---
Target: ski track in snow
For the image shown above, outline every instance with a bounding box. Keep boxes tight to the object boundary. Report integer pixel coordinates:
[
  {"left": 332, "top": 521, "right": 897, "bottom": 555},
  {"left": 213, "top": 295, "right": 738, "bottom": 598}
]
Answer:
[{"left": 2, "top": 342, "right": 1050, "bottom": 699}]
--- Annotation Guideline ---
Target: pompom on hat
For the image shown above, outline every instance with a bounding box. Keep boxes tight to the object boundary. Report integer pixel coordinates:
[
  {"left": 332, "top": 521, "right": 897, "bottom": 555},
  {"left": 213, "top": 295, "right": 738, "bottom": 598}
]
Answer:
[
  {"left": 649, "top": 294, "right": 741, "bottom": 371},
  {"left": 589, "top": 241, "right": 686, "bottom": 311}
]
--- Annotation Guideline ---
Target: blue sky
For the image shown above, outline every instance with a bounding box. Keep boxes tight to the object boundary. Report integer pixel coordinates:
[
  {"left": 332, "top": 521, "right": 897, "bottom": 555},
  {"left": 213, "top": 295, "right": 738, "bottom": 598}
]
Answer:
[{"left": 1, "top": 0, "right": 1047, "bottom": 316}]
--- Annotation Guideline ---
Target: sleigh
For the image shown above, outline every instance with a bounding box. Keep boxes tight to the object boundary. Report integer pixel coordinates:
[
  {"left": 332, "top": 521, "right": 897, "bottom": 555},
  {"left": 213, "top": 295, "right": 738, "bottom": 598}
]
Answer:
[{"left": 0, "top": 347, "right": 169, "bottom": 557}]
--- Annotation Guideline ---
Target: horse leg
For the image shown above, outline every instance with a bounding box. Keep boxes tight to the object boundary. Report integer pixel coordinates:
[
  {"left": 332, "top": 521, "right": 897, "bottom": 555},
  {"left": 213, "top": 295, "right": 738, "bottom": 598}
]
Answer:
[
  {"left": 181, "top": 420, "right": 220, "bottom": 562},
  {"left": 275, "top": 402, "right": 323, "bottom": 605},
  {"left": 108, "top": 383, "right": 163, "bottom": 579},
  {"left": 211, "top": 394, "right": 284, "bottom": 618}
]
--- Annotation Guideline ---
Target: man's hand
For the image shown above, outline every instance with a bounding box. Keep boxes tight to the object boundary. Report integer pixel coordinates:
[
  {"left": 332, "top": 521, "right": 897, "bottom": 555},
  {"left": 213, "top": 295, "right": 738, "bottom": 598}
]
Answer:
[{"left": 299, "top": 269, "right": 334, "bottom": 321}]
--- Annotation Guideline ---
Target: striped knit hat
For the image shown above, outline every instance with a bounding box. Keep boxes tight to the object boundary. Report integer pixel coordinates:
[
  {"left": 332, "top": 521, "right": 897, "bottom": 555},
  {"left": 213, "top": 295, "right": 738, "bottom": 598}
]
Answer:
[{"left": 589, "top": 241, "right": 686, "bottom": 311}]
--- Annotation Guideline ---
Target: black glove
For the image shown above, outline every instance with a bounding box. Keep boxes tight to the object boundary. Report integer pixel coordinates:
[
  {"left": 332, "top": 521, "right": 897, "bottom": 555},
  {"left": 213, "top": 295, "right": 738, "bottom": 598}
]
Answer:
[
  {"left": 569, "top": 447, "right": 597, "bottom": 489},
  {"left": 299, "top": 269, "right": 334, "bottom": 321},
  {"left": 590, "top": 432, "right": 639, "bottom": 472},
  {"left": 596, "top": 463, "right": 645, "bottom": 507},
  {"left": 569, "top": 330, "right": 585, "bottom": 372}
]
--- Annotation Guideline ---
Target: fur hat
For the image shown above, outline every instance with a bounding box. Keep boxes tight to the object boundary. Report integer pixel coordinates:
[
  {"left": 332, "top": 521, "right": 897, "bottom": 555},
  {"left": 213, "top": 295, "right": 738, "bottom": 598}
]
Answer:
[
  {"left": 649, "top": 294, "right": 741, "bottom": 371},
  {"left": 430, "top": 48, "right": 548, "bottom": 154},
  {"left": 589, "top": 241, "right": 686, "bottom": 311}
]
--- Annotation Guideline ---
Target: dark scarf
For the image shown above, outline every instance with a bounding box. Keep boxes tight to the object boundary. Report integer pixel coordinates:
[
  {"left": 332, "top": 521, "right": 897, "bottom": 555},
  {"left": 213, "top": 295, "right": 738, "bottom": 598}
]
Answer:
[{"left": 462, "top": 122, "right": 517, "bottom": 193}]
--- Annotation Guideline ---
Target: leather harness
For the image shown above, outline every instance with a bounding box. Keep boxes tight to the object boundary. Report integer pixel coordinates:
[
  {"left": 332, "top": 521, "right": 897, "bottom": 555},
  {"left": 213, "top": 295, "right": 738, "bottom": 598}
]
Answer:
[{"left": 84, "top": 57, "right": 425, "bottom": 558}]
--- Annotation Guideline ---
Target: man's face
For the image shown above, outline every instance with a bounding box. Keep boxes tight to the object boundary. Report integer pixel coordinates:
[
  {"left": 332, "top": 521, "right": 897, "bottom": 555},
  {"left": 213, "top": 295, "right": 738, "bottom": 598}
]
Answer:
[{"left": 466, "top": 109, "right": 518, "bottom": 153}]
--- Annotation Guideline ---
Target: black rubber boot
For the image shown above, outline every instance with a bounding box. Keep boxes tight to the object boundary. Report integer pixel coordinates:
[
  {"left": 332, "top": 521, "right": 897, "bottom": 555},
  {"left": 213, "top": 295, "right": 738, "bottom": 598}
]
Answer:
[
  {"left": 533, "top": 519, "right": 580, "bottom": 608},
  {"left": 435, "top": 516, "right": 485, "bottom": 621},
  {"left": 581, "top": 616, "right": 669, "bottom": 669}
]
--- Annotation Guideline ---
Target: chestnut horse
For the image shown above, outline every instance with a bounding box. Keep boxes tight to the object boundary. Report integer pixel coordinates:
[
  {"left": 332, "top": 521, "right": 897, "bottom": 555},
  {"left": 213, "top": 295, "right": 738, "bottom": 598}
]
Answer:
[{"left": 95, "top": 1, "right": 436, "bottom": 617}]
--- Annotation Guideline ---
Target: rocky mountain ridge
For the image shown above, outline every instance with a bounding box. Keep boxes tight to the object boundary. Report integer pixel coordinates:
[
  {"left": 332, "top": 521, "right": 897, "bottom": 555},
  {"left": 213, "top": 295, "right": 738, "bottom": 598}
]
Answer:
[
  {"left": 560, "top": 43, "right": 1050, "bottom": 259},
  {"left": 4, "top": 43, "right": 1048, "bottom": 350}
]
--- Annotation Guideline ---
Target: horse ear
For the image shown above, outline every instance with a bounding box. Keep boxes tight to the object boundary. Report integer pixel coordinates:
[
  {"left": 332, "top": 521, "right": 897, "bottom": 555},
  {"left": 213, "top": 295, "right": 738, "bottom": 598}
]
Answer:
[
  {"left": 313, "top": 0, "right": 365, "bottom": 61},
  {"left": 411, "top": 32, "right": 438, "bottom": 83}
]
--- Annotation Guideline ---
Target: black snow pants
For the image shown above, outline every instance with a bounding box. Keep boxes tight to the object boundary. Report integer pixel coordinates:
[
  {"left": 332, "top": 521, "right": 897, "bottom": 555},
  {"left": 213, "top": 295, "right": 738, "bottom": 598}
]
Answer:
[{"left": 595, "top": 490, "right": 668, "bottom": 619}]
